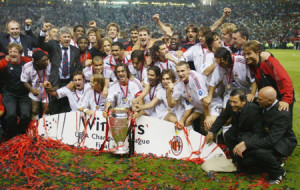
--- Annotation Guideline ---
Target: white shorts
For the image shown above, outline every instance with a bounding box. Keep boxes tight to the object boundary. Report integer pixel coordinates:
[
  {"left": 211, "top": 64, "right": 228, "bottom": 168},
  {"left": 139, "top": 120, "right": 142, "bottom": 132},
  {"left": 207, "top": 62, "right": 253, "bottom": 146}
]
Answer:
[
  {"left": 210, "top": 97, "right": 223, "bottom": 116},
  {"left": 29, "top": 91, "right": 49, "bottom": 103}
]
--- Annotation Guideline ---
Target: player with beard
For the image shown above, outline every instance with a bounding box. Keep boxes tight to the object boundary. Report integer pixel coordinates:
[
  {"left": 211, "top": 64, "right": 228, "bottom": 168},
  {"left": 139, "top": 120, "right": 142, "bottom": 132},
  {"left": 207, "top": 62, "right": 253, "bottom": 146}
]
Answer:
[
  {"left": 103, "top": 42, "right": 131, "bottom": 70},
  {"left": 45, "top": 71, "right": 90, "bottom": 111},
  {"left": 77, "top": 36, "right": 92, "bottom": 67},
  {"left": 152, "top": 40, "right": 179, "bottom": 75},
  {"left": 104, "top": 64, "right": 143, "bottom": 118},
  {"left": 124, "top": 25, "right": 139, "bottom": 52},
  {"left": 201, "top": 32, "right": 224, "bottom": 130},
  {"left": 21, "top": 49, "right": 51, "bottom": 120},
  {"left": 203, "top": 47, "right": 257, "bottom": 109},
  {"left": 168, "top": 62, "right": 209, "bottom": 133},
  {"left": 78, "top": 73, "right": 106, "bottom": 115}
]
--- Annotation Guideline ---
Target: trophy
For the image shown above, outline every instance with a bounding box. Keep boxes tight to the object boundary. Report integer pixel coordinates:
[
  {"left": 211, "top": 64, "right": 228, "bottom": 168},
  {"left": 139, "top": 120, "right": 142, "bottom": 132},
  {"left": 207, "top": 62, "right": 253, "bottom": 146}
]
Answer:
[{"left": 108, "top": 107, "right": 132, "bottom": 154}]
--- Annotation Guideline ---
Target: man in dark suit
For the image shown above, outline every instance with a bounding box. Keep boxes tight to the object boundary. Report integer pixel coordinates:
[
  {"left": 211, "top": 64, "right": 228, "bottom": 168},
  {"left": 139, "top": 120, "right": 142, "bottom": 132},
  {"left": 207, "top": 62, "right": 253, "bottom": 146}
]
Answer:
[
  {"left": 38, "top": 23, "right": 82, "bottom": 114},
  {"left": 233, "top": 86, "right": 297, "bottom": 184},
  {"left": 0, "top": 19, "right": 37, "bottom": 59},
  {"left": 206, "top": 89, "right": 264, "bottom": 165}
]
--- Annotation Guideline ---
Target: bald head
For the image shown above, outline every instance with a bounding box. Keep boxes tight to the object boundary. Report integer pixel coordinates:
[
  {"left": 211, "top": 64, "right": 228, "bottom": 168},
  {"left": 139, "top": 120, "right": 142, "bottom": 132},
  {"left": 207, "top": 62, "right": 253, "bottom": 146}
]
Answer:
[{"left": 257, "top": 86, "right": 277, "bottom": 108}]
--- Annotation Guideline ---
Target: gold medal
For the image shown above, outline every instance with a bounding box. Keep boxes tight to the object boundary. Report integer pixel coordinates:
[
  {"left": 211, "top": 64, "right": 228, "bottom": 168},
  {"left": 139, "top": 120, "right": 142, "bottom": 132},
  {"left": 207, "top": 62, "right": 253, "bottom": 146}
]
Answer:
[
  {"left": 125, "top": 98, "right": 127, "bottom": 102},
  {"left": 168, "top": 108, "right": 171, "bottom": 112},
  {"left": 188, "top": 97, "right": 192, "bottom": 103},
  {"left": 96, "top": 106, "right": 99, "bottom": 110},
  {"left": 227, "top": 84, "right": 231, "bottom": 90}
]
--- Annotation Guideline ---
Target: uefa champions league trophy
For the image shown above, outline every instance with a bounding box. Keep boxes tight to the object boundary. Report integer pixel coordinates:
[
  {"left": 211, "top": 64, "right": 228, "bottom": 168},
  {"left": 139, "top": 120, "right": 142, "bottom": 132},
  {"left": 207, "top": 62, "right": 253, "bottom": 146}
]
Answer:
[{"left": 108, "top": 107, "right": 132, "bottom": 154}]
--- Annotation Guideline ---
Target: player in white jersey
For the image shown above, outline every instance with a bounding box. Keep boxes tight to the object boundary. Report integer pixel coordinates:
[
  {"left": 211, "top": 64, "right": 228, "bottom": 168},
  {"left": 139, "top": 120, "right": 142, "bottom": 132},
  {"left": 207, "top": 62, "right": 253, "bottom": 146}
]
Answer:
[
  {"left": 129, "top": 50, "right": 149, "bottom": 86},
  {"left": 134, "top": 66, "right": 164, "bottom": 118},
  {"left": 104, "top": 64, "right": 143, "bottom": 118},
  {"left": 78, "top": 74, "right": 106, "bottom": 115},
  {"left": 201, "top": 32, "right": 225, "bottom": 129},
  {"left": 45, "top": 71, "right": 90, "bottom": 112},
  {"left": 103, "top": 42, "right": 131, "bottom": 70},
  {"left": 168, "top": 62, "right": 209, "bottom": 132},
  {"left": 203, "top": 47, "right": 257, "bottom": 110},
  {"left": 151, "top": 40, "right": 178, "bottom": 75},
  {"left": 21, "top": 49, "right": 51, "bottom": 120}
]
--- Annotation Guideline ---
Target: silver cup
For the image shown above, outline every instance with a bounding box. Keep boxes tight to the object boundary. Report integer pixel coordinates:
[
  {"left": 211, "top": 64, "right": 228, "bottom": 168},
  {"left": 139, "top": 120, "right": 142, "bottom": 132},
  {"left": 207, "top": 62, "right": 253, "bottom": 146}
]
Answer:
[{"left": 108, "top": 107, "right": 131, "bottom": 154}]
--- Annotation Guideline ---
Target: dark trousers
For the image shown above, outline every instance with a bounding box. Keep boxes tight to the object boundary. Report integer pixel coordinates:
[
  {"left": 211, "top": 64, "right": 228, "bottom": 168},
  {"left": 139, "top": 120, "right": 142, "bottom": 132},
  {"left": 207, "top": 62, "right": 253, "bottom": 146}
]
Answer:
[
  {"left": 49, "top": 79, "right": 71, "bottom": 115},
  {"left": 225, "top": 130, "right": 284, "bottom": 179},
  {"left": 2, "top": 91, "right": 31, "bottom": 138}
]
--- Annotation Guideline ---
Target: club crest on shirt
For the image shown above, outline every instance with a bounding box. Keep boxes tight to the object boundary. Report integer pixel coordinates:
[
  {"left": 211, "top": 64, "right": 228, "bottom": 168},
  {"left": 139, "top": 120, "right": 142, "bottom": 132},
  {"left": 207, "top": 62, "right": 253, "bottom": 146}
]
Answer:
[{"left": 198, "top": 90, "right": 202, "bottom": 96}]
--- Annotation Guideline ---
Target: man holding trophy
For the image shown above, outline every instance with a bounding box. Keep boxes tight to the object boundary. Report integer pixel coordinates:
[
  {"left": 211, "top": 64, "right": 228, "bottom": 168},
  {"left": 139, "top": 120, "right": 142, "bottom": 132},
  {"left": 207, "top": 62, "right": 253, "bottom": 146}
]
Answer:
[{"left": 103, "top": 63, "right": 143, "bottom": 154}]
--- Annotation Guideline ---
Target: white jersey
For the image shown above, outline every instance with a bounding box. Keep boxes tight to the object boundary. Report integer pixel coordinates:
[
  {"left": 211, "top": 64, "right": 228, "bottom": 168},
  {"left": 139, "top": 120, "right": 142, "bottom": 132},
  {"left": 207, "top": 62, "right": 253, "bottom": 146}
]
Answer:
[
  {"left": 79, "top": 88, "right": 106, "bottom": 111},
  {"left": 144, "top": 84, "right": 165, "bottom": 118},
  {"left": 107, "top": 78, "right": 143, "bottom": 108},
  {"left": 103, "top": 54, "right": 131, "bottom": 69},
  {"left": 83, "top": 65, "right": 117, "bottom": 82},
  {"left": 154, "top": 56, "right": 177, "bottom": 74},
  {"left": 56, "top": 83, "right": 91, "bottom": 111},
  {"left": 157, "top": 87, "right": 194, "bottom": 120},
  {"left": 209, "top": 55, "right": 255, "bottom": 107},
  {"left": 173, "top": 70, "right": 208, "bottom": 112},
  {"left": 182, "top": 43, "right": 207, "bottom": 73},
  {"left": 128, "top": 64, "right": 149, "bottom": 84},
  {"left": 20, "top": 61, "right": 51, "bottom": 102}
]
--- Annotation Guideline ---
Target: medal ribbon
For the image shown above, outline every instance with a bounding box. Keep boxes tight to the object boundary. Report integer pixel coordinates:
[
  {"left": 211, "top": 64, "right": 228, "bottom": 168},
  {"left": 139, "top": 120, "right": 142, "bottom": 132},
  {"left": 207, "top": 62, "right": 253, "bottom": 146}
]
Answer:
[
  {"left": 37, "top": 69, "right": 46, "bottom": 84},
  {"left": 94, "top": 90, "right": 101, "bottom": 107},
  {"left": 226, "top": 56, "right": 235, "bottom": 85},
  {"left": 119, "top": 79, "right": 129, "bottom": 100},
  {"left": 159, "top": 60, "right": 169, "bottom": 70},
  {"left": 74, "top": 88, "right": 84, "bottom": 102},
  {"left": 149, "top": 85, "right": 157, "bottom": 100}
]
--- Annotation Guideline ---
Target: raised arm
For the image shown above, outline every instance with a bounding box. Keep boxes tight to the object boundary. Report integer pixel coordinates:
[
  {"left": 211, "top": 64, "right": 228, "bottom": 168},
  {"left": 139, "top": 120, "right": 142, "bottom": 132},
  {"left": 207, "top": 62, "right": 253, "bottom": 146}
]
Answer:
[{"left": 210, "top": 8, "right": 232, "bottom": 32}]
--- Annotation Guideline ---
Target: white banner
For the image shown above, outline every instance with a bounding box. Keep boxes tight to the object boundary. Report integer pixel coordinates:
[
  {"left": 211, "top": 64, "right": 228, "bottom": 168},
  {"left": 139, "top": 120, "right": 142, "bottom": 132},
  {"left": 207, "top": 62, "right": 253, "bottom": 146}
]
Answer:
[{"left": 38, "top": 111, "right": 225, "bottom": 160}]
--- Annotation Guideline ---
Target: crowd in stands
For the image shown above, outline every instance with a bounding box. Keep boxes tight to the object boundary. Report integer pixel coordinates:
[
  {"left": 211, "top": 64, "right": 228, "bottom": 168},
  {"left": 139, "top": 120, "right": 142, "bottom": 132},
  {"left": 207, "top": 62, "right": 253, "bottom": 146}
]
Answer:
[{"left": 0, "top": 0, "right": 299, "bottom": 46}]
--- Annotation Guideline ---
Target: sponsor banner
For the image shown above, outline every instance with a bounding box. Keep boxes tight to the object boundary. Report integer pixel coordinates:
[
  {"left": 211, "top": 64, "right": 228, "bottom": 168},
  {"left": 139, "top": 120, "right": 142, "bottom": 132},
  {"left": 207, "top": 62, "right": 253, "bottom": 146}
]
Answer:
[{"left": 38, "top": 111, "right": 224, "bottom": 160}]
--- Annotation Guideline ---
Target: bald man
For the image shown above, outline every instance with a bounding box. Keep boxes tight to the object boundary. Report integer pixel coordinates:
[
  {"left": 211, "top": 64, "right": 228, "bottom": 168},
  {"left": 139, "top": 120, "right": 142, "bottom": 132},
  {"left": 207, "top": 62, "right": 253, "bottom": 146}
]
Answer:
[{"left": 233, "top": 87, "right": 297, "bottom": 184}]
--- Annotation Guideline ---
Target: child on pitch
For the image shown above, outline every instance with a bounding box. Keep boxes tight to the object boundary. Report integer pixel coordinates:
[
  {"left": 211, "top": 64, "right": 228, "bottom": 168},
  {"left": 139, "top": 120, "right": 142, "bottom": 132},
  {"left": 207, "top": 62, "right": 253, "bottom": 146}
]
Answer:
[
  {"left": 78, "top": 73, "right": 106, "bottom": 115},
  {"left": 135, "top": 69, "right": 194, "bottom": 129},
  {"left": 44, "top": 71, "right": 90, "bottom": 112},
  {"left": 21, "top": 49, "right": 51, "bottom": 120}
]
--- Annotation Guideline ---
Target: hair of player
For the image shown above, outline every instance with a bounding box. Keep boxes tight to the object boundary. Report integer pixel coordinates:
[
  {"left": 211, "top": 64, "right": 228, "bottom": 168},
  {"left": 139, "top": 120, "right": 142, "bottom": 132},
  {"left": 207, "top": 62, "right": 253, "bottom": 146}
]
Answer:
[
  {"left": 151, "top": 40, "right": 166, "bottom": 61},
  {"left": 205, "top": 32, "right": 220, "bottom": 52},
  {"left": 185, "top": 24, "right": 198, "bottom": 34},
  {"left": 114, "top": 63, "right": 131, "bottom": 80},
  {"left": 92, "top": 56, "right": 103, "bottom": 64},
  {"left": 199, "top": 26, "right": 211, "bottom": 35},
  {"left": 72, "top": 70, "right": 85, "bottom": 81},
  {"left": 233, "top": 28, "right": 249, "bottom": 40},
  {"left": 138, "top": 26, "right": 150, "bottom": 35},
  {"left": 73, "top": 24, "right": 85, "bottom": 35},
  {"left": 107, "top": 22, "right": 120, "bottom": 33},
  {"left": 172, "top": 32, "right": 182, "bottom": 41},
  {"left": 77, "top": 36, "right": 90, "bottom": 44},
  {"left": 7, "top": 43, "right": 23, "bottom": 54},
  {"left": 215, "top": 47, "right": 233, "bottom": 64},
  {"left": 176, "top": 61, "right": 190, "bottom": 69},
  {"left": 112, "top": 41, "right": 124, "bottom": 50},
  {"left": 92, "top": 73, "right": 105, "bottom": 92},
  {"left": 230, "top": 89, "right": 247, "bottom": 102},
  {"left": 243, "top": 40, "right": 262, "bottom": 53},
  {"left": 148, "top": 66, "right": 161, "bottom": 80},
  {"left": 58, "top": 27, "right": 71, "bottom": 38},
  {"left": 131, "top": 50, "right": 145, "bottom": 63},
  {"left": 221, "top": 23, "right": 237, "bottom": 35},
  {"left": 130, "top": 25, "right": 139, "bottom": 32},
  {"left": 161, "top": 69, "right": 176, "bottom": 83},
  {"left": 87, "top": 28, "right": 96, "bottom": 36}
]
